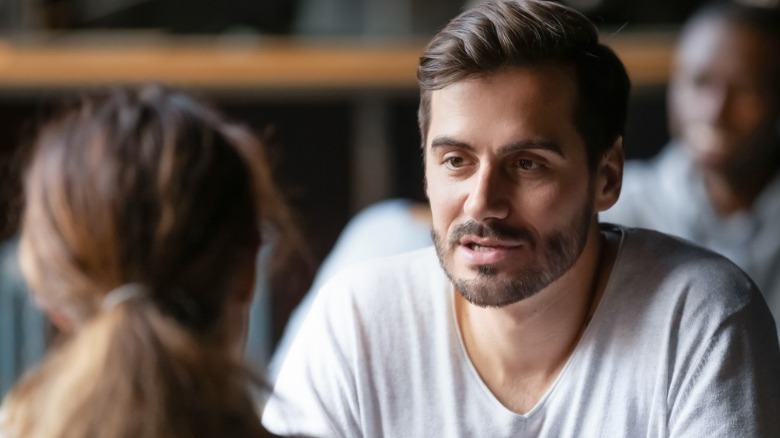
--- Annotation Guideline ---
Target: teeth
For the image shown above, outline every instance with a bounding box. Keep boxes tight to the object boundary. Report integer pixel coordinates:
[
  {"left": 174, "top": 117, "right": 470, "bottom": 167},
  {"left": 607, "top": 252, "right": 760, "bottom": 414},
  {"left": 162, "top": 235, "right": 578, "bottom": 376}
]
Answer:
[{"left": 472, "top": 244, "right": 492, "bottom": 252}]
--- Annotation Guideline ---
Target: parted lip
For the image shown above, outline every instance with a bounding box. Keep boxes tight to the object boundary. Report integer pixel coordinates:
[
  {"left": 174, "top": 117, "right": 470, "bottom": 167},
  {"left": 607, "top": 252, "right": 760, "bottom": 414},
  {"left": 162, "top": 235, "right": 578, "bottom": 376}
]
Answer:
[
  {"left": 458, "top": 235, "right": 525, "bottom": 248},
  {"left": 449, "top": 220, "right": 533, "bottom": 250}
]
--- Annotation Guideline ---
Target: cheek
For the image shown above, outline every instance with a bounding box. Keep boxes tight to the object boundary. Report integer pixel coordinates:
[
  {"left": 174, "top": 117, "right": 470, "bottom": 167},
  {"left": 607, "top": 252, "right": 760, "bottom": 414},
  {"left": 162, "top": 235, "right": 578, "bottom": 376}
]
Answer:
[
  {"left": 731, "top": 96, "right": 771, "bottom": 132},
  {"left": 425, "top": 172, "right": 463, "bottom": 231},
  {"left": 523, "top": 178, "right": 593, "bottom": 225},
  {"left": 427, "top": 185, "right": 459, "bottom": 221},
  {"left": 671, "top": 84, "right": 701, "bottom": 123},
  {"left": 517, "top": 186, "right": 566, "bottom": 223}
]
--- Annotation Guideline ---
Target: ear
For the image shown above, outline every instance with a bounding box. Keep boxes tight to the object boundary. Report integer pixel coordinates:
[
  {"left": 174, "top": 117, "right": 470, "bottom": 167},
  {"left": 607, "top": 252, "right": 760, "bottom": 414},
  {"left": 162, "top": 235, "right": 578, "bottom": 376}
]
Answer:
[
  {"left": 593, "top": 137, "right": 624, "bottom": 213},
  {"left": 45, "top": 307, "right": 74, "bottom": 332}
]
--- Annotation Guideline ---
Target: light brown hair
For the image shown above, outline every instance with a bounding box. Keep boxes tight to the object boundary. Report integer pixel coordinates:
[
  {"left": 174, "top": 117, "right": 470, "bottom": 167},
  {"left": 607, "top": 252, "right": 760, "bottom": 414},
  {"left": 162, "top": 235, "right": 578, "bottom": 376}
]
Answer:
[{"left": 4, "top": 84, "right": 292, "bottom": 437}]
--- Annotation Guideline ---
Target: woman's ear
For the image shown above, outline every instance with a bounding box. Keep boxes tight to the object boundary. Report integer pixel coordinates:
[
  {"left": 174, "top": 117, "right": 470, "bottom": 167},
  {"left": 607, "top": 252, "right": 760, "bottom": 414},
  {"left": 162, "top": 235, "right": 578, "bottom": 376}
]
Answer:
[
  {"left": 45, "top": 307, "right": 74, "bottom": 333},
  {"left": 594, "top": 136, "right": 624, "bottom": 213}
]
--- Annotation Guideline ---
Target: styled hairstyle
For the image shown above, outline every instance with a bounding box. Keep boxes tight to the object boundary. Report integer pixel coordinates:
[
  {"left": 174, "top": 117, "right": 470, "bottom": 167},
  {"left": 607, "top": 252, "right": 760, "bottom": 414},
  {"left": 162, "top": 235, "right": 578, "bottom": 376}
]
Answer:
[
  {"left": 4, "top": 85, "right": 293, "bottom": 437},
  {"left": 417, "top": 0, "right": 631, "bottom": 169}
]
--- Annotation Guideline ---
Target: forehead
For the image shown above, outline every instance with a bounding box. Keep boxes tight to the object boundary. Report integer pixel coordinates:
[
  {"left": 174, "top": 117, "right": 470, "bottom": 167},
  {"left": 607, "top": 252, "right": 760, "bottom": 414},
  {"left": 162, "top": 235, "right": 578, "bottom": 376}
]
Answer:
[
  {"left": 427, "top": 65, "right": 582, "bottom": 150},
  {"left": 676, "top": 19, "right": 780, "bottom": 82}
]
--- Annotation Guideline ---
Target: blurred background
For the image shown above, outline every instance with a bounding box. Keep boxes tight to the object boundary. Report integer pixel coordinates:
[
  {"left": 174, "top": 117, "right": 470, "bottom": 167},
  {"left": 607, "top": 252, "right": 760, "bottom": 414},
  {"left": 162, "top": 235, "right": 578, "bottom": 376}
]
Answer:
[{"left": 0, "top": 0, "right": 710, "bottom": 369}]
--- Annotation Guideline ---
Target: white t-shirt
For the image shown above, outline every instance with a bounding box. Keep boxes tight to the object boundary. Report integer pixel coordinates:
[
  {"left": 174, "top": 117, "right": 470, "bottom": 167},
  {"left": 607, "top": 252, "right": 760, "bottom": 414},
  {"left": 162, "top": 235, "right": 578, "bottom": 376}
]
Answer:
[
  {"left": 268, "top": 199, "right": 433, "bottom": 380},
  {"left": 263, "top": 225, "right": 780, "bottom": 437},
  {"left": 602, "top": 143, "right": 780, "bottom": 336}
]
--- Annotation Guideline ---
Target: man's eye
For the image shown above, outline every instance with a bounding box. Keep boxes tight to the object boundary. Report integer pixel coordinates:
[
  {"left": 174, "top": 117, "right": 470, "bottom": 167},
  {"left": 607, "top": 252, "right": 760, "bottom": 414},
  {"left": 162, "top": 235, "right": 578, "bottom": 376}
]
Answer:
[
  {"left": 444, "top": 156, "right": 467, "bottom": 169},
  {"left": 516, "top": 159, "right": 540, "bottom": 170}
]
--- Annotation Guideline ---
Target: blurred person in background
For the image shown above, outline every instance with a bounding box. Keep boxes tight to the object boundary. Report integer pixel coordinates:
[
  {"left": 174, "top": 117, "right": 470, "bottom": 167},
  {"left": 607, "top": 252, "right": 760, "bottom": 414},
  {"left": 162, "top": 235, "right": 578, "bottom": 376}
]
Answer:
[
  {"left": 0, "top": 84, "right": 300, "bottom": 437},
  {"left": 602, "top": 0, "right": 780, "bottom": 333}
]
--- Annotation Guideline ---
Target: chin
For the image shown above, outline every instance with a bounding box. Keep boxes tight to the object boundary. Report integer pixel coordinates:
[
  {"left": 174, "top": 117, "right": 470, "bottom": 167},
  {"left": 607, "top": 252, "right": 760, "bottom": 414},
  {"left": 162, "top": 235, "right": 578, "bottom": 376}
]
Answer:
[
  {"left": 685, "top": 141, "right": 733, "bottom": 169},
  {"left": 451, "top": 263, "right": 551, "bottom": 308},
  {"left": 455, "top": 276, "right": 544, "bottom": 308}
]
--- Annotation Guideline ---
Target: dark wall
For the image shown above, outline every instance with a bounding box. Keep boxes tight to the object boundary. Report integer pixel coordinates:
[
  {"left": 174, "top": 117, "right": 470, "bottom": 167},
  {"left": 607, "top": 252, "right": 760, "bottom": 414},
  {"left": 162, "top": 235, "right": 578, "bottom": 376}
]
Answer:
[
  {"left": 218, "top": 99, "right": 353, "bottom": 342},
  {"left": 0, "top": 96, "right": 54, "bottom": 240},
  {"left": 38, "top": 0, "right": 298, "bottom": 34}
]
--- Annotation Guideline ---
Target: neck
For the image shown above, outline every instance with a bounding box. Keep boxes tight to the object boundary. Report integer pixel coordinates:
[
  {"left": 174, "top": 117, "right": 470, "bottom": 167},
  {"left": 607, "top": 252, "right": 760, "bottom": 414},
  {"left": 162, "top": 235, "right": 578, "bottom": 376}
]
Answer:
[{"left": 455, "top": 223, "right": 615, "bottom": 413}]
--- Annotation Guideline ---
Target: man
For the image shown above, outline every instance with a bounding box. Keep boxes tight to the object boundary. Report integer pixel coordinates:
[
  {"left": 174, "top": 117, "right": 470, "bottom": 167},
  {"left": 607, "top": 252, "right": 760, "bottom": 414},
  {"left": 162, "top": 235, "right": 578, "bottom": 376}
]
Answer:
[
  {"left": 262, "top": 1, "right": 780, "bottom": 436},
  {"left": 602, "top": 1, "right": 780, "bottom": 334}
]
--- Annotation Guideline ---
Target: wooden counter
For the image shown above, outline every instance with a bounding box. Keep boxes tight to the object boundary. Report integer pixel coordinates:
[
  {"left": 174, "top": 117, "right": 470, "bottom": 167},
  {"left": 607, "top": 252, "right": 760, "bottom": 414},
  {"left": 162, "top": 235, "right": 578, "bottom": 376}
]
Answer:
[{"left": 0, "top": 30, "right": 676, "bottom": 94}]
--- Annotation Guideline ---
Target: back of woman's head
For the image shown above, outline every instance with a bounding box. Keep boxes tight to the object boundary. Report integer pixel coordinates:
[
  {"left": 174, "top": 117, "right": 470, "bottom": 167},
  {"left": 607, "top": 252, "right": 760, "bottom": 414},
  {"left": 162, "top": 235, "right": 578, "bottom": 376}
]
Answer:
[{"left": 6, "top": 84, "right": 286, "bottom": 437}]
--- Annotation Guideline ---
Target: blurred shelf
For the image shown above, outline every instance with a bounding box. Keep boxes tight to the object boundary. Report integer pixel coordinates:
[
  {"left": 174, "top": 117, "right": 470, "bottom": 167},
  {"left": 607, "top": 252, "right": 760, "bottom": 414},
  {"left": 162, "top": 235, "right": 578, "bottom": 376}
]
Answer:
[
  {"left": 605, "top": 28, "right": 677, "bottom": 90},
  {"left": 0, "top": 30, "right": 676, "bottom": 96}
]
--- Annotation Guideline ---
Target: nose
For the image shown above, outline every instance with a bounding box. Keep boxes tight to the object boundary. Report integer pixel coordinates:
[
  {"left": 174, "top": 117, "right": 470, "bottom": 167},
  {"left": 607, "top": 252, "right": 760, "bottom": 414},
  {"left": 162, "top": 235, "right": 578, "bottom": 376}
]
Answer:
[{"left": 463, "top": 164, "right": 510, "bottom": 222}]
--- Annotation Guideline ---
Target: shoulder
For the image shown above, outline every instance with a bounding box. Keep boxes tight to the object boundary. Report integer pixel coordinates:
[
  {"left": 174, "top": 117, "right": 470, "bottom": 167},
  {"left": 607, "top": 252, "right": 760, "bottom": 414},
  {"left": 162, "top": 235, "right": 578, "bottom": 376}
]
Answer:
[
  {"left": 318, "top": 247, "right": 444, "bottom": 311},
  {"left": 298, "top": 246, "right": 451, "bottom": 364},
  {"left": 604, "top": 226, "right": 780, "bottom": 378},
  {"left": 264, "top": 247, "right": 450, "bottom": 436},
  {"left": 332, "top": 199, "right": 432, "bottom": 255},
  {"left": 611, "top": 225, "right": 765, "bottom": 317},
  {"left": 617, "top": 226, "right": 754, "bottom": 286},
  {"left": 324, "top": 246, "right": 441, "bottom": 290},
  {"left": 619, "top": 226, "right": 750, "bottom": 278},
  {"left": 613, "top": 227, "right": 780, "bottom": 435}
]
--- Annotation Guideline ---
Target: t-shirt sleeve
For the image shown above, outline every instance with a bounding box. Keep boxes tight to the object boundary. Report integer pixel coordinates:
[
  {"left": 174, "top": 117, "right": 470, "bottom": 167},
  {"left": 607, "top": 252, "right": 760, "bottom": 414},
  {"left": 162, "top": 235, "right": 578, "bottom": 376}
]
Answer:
[
  {"left": 668, "top": 289, "right": 780, "bottom": 437},
  {"left": 261, "top": 274, "right": 362, "bottom": 437}
]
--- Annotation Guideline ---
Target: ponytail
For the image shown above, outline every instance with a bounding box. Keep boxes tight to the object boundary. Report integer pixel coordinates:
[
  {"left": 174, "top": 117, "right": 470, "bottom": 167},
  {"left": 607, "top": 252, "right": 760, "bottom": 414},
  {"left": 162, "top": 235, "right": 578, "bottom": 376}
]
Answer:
[
  {"left": 6, "top": 85, "right": 290, "bottom": 437},
  {"left": 4, "top": 297, "right": 270, "bottom": 438}
]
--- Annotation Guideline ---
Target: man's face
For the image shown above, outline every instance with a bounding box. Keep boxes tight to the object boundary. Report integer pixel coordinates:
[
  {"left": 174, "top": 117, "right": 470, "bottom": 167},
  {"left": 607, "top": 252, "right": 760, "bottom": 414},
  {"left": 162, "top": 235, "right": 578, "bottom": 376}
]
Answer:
[
  {"left": 424, "top": 66, "right": 596, "bottom": 308},
  {"left": 669, "top": 19, "right": 780, "bottom": 172}
]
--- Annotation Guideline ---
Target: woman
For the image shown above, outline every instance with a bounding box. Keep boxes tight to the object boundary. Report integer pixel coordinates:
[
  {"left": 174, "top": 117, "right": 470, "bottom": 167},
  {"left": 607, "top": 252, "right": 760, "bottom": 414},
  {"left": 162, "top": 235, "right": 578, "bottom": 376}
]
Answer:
[{"left": 0, "top": 84, "right": 298, "bottom": 437}]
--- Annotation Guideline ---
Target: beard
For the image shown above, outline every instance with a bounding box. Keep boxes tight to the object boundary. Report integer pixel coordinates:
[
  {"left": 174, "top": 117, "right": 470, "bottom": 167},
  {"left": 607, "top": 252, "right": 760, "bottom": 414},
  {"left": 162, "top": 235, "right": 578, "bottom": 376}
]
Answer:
[{"left": 432, "top": 195, "right": 593, "bottom": 308}]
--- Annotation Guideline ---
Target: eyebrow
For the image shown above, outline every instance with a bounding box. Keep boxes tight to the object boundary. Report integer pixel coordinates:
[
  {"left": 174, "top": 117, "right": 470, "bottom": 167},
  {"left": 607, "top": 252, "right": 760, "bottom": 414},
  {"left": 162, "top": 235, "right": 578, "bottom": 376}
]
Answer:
[
  {"left": 430, "top": 136, "right": 565, "bottom": 157},
  {"left": 430, "top": 136, "right": 473, "bottom": 151}
]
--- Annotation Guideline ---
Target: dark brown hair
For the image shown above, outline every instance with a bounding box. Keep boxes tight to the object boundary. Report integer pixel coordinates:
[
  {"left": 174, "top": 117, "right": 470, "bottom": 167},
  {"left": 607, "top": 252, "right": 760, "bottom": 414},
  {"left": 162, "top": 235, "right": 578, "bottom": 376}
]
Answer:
[
  {"left": 5, "top": 84, "right": 291, "bottom": 437},
  {"left": 417, "top": 0, "right": 631, "bottom": 169}
]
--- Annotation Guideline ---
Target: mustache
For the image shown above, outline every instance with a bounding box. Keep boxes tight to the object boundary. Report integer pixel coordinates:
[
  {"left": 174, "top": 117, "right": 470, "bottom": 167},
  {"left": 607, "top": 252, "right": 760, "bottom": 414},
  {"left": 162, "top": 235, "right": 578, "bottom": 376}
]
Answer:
[{"left": 448, "top": 221, "right": 533, "bottom": 245}]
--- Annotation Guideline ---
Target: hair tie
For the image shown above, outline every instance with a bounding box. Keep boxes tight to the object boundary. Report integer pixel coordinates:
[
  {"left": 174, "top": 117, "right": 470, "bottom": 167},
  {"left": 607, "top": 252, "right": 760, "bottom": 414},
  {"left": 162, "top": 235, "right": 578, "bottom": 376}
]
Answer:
[{"left": 102, "top": 283, "right": 149, "bottom": 310}]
